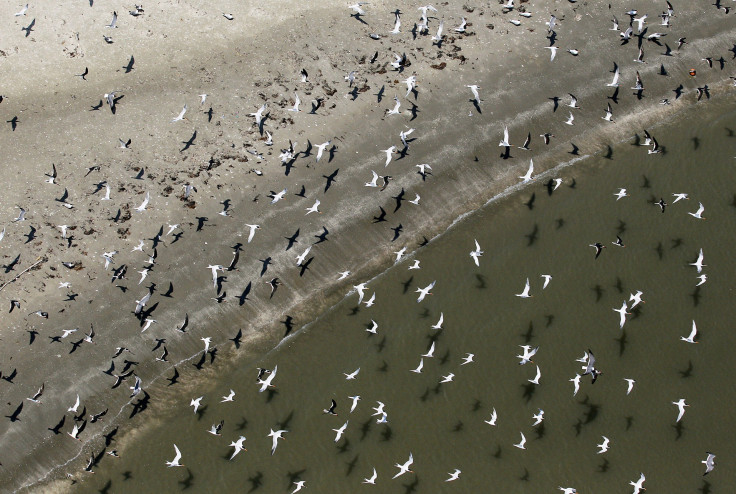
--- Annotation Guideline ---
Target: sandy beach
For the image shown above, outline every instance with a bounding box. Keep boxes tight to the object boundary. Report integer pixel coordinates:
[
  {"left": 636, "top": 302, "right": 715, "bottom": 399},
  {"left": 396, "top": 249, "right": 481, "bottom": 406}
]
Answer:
[{"left": 1, "top": 0, "right": 735, "bottom": 491}]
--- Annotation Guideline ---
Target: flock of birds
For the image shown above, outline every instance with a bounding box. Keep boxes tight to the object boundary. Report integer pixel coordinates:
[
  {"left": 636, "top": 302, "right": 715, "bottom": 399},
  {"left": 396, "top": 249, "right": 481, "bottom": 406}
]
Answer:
[{"left": 0, "top": 0, "right": 733, "bottom": 491}]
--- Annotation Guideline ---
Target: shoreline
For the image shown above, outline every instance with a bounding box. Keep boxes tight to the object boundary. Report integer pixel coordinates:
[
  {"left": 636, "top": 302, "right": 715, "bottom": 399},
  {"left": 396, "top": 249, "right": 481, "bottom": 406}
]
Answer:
[{"left": 1, "top": 1, "right": 735, "bottom": 491}]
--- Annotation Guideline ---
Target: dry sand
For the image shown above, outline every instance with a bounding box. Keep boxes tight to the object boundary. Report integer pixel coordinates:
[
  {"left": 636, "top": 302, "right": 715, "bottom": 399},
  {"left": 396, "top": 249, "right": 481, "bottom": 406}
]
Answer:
[{"left": 0, "top": 0, "right": 734, "bottom": 491}]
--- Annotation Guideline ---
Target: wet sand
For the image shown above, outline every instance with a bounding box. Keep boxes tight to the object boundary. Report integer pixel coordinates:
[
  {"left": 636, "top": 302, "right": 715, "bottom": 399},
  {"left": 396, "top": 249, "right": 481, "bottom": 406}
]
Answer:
[{"left": 0, "top": 0, "right": 735, "bottom": 491}]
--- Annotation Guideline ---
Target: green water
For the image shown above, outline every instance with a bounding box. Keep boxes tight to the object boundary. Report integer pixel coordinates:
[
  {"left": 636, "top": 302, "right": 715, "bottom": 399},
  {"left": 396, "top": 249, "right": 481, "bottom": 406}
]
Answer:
[{"left": 72, "top": 103, "right": 736, "bottom": 493}]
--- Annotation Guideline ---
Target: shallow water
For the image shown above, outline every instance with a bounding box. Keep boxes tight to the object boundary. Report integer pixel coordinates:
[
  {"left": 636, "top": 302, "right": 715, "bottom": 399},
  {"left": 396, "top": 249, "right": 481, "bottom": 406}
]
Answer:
[{"left": 69, "top": 101, "right": 736, "bottom": 493}]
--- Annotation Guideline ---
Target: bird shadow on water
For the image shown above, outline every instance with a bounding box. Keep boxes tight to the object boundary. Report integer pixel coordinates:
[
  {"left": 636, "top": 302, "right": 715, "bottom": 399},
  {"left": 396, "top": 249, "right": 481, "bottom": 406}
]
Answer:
[
  {"left": 247, "top": 471, "right": 263, "bottom": 492},
  {"left": 402, "top": 476, "right": 419, "bottom": 494},
  {"left": 700, "top": 480, "right": 712, "bottom": 494},
  {"left": 525, "top": 223, "right": 539, "bottom": 246},
  {"left": 474, "top": 273, "right": 487, "bottom": 289},
  {"left": 521, "top": 382, "right": 537, "bottom": 403},
  {"left": 614, "top": 330, "right": 628, "bottom": 357},
  {"left": 178, "top": 468, "right": 194, "bottom": 490},
  {"left": 597, "top": 458, "right": 610, "bottom": 473},
  {"left": 521, "top": 321, "right": 534, "bottom": 343},
  {"left": 673, "top": 421, "right": 685, "bottom": 440}
]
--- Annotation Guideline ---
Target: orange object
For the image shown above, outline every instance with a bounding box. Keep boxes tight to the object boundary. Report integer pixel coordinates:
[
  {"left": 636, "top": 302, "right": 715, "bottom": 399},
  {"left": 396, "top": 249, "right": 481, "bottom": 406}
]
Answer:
[{"left": 689, "top": 69, "right": 696, "bottom": 76}]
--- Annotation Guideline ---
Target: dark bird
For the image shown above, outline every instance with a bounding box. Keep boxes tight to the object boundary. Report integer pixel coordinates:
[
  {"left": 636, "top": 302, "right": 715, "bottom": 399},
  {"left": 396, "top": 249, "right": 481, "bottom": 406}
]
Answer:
[
  {"left": 391, "top": 223, "right": 403, "bottom": 242},
  {"left": 266, "top": 278, "right": 281, "bottom": 298},
  {"left": 656, "top": 197, "right": 667, "bottom": 212},
  {"left": 590, "top": 242, "right": 606, "bottom": 259},
  {"left": 7, "top": 116, "right": 19, "bottom": 131},
  {"left": 323, "top": 399, "right": 338, "bottom": 415},
  {"left": 76, "top": 67, "right": 89, "bottom": 80},
  {"left": 392, "top": 188, "right": 405, "bottom": 212}
]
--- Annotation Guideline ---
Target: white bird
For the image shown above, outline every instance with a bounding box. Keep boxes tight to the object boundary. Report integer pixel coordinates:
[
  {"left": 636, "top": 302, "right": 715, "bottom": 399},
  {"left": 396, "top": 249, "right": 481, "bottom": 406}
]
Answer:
[
  {"left": 516, "top": 278, "right": 532, "bottom": 298},
  {"left": 315, "top": 141, "right": 331, "bottom": 163},
  {"left": 607, "top": 65, "right": 620, "bottom": 87},
  {"left": 690, "top": 248, "right": 705, "bottom": 273},
  {"left": 348, "top": 2, "right": 367, "bottom": 15},
  {"left": 421, "top": 341, "right": 436, "bottom": 358},
  {"left": 454, "top": 17, "right": 467, "bottom": 33},
  {"left": 673, "top": 398, "right": 689, "bottom": 422},
  {"left": 532, "top": 409, "right": 544, "bottom": 426},
  {"left": 470, "top": 239, "right": 483, "bottom": 266},
  {"left": 613, "top": 301, "right": 631, "bottom": 329},
  {"left": 221, "top": 389, "right": 235, "bottom": 402},
  {"left": 614, "top": 188, "right": 628, "bottom": 200},
  {"left": 288, "top": 93, "right": 301, "bottom": 112},
  {"left": 629, "top": 473, "right": 646, "bottom": 494},
  {"left": 634, "top": 14, "right": 647, "bottom": 33},
  {"left": 440, "top": 373, "right": 454, "bottom": 383},
  {"left": 688, "top": 202, "right": 705, "bottom": 219},
  {"left": 570, "top": 374, "right": 581, "bottom": 396},
  {"left": 354, "top": 283, "right": 367, "bottom": 304},
  {"left": 466, "top": 85, "right": 481, "bottom": 106},
  {"left": 270, "top": 188, "right": 287, "bottom": 204},
  {"left": 190, "top": 396, "right": 203, "bottom": 413},
  {"left": 519, "top": 159, "right": 534, "bottom": 183},
  {"left": 394, "top": 247, "right": 406, "bottom": 263},
  {"left": 528, "top": 365, "right": 541, "bottom": 385},
  {"left": 603, "top": 103, "right": 615, "bottom": 122},
  {"left": 106, "top": 11, "right": 118, "bottom": 29},
  {"left": 517, "top": 345, "right": 538, "bottom": 365},
  {"left": 386, "top": 96, "right": 401, "bottom": 115},
  {"left": 171, "top": 104, "right": 187, "bottom": 122},
  {"left": 399, "top": 128, "right": 415, "bottom": 149},
  {"left": 410, "top": 358, "right": 424, "bottom": 373},
  {"left": 545, "top": 46, "right": 558, "bottom": 61},
  {"left": 134, "top": 291, "right": 150, "bottom": 314},
  {"left": 408, "top": 194, "right": 420, "bottom": 206},
  {"left": 135, "top": 191, "right": 150, "bottom": 213},
  {"left": 499, "top": 126, "right": 510, "bottom": 147},
  {"left": 68, "top": 394, "right": 80, "bottom": 413},
  {"left": 513, "top": 432, "right": 527, "bottom": 449},
  {"left": 702, "top": 452, "right": 716, "bottom": 476},
  {"left": 681, "top": 320, "right": 699, "bottom": 343},
  {"left": 364, "top": 292, "right": 376, "bottom": 307},
  {"left": 390, "top": 12, "right": 401, "bottom": 34},
  {"left": 672, "top": 193, "right": 689, "bottom": 203},
  {"left": 382, "top": 146, "right": 397, "bottom": 167},
  {"left": 484, "top": 408, "right": 497, "bottom": 426},
  {"left": 392, "top": 452, "right": 414, "bottom": 479},
  {"left": 403, "top": 75, "right": 417, "bottom": 98},
  {"left": 559, "top": 488, "right": 577, "bottom": 494},
  {"left": 431, "top": 313, "right": 444, "bottom": 330},
  {"left": 166, "top": 445, "right": 183, "bottom": 467},
  {"left": 628, "top": 291, "right": 644, "bottom": 308},
  {"left": 199, "top": 94, "right": 207, "bottom": 105},
  {"left": 338, "top": 270, "right": 350, "bottom": 281},
  {"left": 305, "top": 199, "right": 320, "bottom": 215},
  {"left": 207, "top": 265, "right": 223, "bottom": 288},
  {"left": 257, "top": 365, "right": 277, "bottom": 392},
  {"left": 696, "top": 274, "right": 707, "bottom": 286},
  {"left": 14, "top": 3, "right": 28, "bottom": 16},
  {"left": 565, "top": 112, "right": 575, "bottom": 126},
  {"left": 446, "top": 469, "right": 461, "bottom": 482},
  {"left": 268, "top": 429, "right": 287, "bottom": 455},
  {"left": 541, "top": 274, "right": 552, "bottom": 289},
  {"left": 229, "top": 436, "right": 247, "bottom": 460},
  {"left": 363, "top": 467, "right": 378, "bottom": 484},
  {"left": 461, "top": 353, "right": 474, "bottom": 365},
  {"left": 68, "top": 423, "right": 83, "bottom": 440},
  {"left": 290, "top": 481, "right": 306, "bottom": 494},
  {"left": 333, "top": 420, "right": 348, "bottom": 442},
  {"left": 245, "top": 224, "right": 260, "bottom": 243},
  {"left": 416, "top": 280, "right": 436, "bottom": 302},
  {"left": 431, "top": 21, "right": 444, "bottom": 41},
  {"left": 624, "top": 378, "right": 636, "bottom": 395},
  {"left": 344, "top": 367, "right": 360, "bottom": 380},
  {"left": 408, "top": 260, "right": 421, "bottom": 270},
  {"left": 367, "top": 320, "right": 378, "bottom": 334},
  {"left": 249, "top": 103, "right": 268, "bottom": 126},
  {"left": 365, "top": 170, "right": 379, "bottom": 187},
  {"left": 349, "top": 395, "right": 360, "bottom": 413},
  {"left": 597, "top": 436, "right": 610, "bottom": 454}
]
